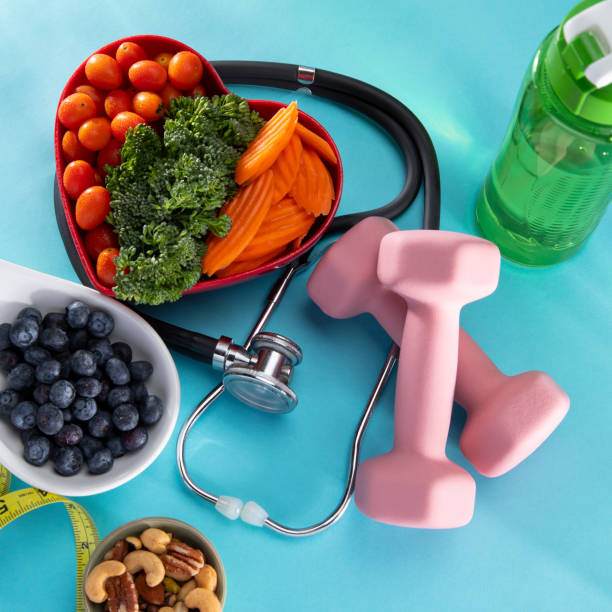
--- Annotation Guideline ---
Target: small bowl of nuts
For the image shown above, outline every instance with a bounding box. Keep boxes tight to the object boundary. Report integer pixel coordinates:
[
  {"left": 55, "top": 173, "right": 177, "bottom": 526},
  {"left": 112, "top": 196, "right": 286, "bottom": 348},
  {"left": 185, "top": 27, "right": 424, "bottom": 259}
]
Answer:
[{"left": 83, "top": 517, "right": 226, "bottom": 611}]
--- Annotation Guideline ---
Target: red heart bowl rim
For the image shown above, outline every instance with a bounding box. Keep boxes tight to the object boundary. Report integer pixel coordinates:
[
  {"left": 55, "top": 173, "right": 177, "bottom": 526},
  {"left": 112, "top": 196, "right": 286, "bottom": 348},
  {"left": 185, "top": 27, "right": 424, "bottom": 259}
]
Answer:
[{"left": 54, "top": 34, "right": 343, "bottom": 299}]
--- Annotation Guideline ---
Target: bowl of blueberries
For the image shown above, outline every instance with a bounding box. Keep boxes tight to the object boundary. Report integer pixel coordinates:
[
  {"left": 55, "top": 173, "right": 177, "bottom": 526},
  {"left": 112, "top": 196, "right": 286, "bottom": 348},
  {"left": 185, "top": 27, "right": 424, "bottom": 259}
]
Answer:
[{"left": 0, "top": 258, "right": 180, "bottom": 496}]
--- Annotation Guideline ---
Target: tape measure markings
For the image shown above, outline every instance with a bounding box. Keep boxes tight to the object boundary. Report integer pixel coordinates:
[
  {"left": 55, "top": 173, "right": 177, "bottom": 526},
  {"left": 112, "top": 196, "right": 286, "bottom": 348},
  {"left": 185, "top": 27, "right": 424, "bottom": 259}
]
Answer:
[{"left": 0, "top": 464, "right": 99, "bottom": 612}]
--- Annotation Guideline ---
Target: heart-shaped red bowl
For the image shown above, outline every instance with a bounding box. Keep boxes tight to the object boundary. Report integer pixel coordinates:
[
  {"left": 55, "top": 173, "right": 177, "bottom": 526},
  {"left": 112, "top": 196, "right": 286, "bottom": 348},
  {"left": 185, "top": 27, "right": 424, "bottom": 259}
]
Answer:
[{"left": 54, "top": 35, "right": 342, "bottom": 300}]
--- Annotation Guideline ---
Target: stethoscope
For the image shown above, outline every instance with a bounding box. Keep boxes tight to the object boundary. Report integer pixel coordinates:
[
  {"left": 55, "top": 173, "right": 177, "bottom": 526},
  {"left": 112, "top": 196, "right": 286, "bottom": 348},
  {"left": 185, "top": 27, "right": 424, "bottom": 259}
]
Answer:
[{"left": 55, "top": 60, "right": 441, "bottom": 536}]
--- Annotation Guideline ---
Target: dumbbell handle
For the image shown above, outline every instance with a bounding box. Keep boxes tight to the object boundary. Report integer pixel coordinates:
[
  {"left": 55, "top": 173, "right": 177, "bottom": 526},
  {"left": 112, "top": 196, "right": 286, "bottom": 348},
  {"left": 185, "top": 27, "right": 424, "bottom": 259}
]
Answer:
[
  {"left": 394, "top": 301, "right": 461, "bottom": 456},
  {"left": 368, "top": 292, "right": 504, "bottom": 412}
]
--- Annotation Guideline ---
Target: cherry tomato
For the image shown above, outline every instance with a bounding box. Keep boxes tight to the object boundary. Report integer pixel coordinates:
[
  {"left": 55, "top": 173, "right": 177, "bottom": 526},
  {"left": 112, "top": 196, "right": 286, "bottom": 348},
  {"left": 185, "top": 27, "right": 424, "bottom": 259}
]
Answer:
[
  {"left": 97, "top": 138, "right": 123, "bottom": 174},
  {"left": 75, "top": 186, "right": 111, "bottom": 230},
  {"left": 74, "top": 84, "right": 105, "bottom": 115},
  {"left": 78, "top": 117, "right": 112, "bottom": 151},
  {"left": 85, "top": 54, "right": 123, "bottom": 90},
  {"left": 128, "top": 60, "right": 167, "bottom": 91},
  {"left": 160, "top": 83, "right": 182, "bottom": 109},
  {"left": 104, "top": 89, "right": 132, "bottom": 119},
  {"left": 168, "top": 52, "right": 203, "bottom": 90},
  {"left": 63, "top": 160, "right": 95, "bottom": 200},
  {"left": 154, "top": 52, "right": 173, "bottom": 71},
  {"left": 132, "top": 91, "right": 164, "bottom": 122},
  {"left": 93, "top": 170, "right": 104, "bottom": 186},
  {"left": 85, "top": 223, "right": 119, "bottom": 260},
  {"left": 97, "top": 247, "right": 120, "bottom": 287},
  {"left": 115, "top": 41, "right": 147, "bottom": 73},
  {"left": 189, "top": 83, "right": 207, "bottom": 97},
  {"left": 58, "top": 93, "right": 96, "bottom": 129},
  {"left": 61, "top": 129, "right": 95, "bottom": 164},
  {"left": 110, "top": 111, "right": 147, "bottom": 143}
]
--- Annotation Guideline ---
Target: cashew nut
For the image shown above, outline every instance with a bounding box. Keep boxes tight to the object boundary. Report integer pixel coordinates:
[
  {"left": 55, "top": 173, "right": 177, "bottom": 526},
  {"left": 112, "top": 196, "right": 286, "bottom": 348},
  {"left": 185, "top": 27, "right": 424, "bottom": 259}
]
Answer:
[
  {"left": 126, "top": 535, "right": 142, "bottom": 549},
  {"left": 178, "top": 578, "right": 197, "bottom": 601},
  {"left": 140, "top": 527, "right": 172, "bottom": 554},
  {"left": 84, "top": 560, "right": 126, "bottom": 604},
  {"left": 123, "top": 550, "right": 165, "bottom": 587},
  {"left": 195, "top": 565, "right": 218, "bottom": 592},
  {"left": 184, "top": 587, "right": 222, "bottom": 612},
  {"left": 174, "top": 602, "right": 188, "bottom": 612},
  {"left": 159, "top": 608, "right": 174, "bottom": 612}
]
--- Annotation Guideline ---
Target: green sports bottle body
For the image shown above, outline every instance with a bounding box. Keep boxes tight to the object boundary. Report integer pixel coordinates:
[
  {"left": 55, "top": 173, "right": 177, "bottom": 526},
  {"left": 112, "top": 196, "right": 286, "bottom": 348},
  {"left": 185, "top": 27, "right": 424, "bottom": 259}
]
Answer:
[{"left": 476, "top": 0, "right": 612, "bottom": 266}]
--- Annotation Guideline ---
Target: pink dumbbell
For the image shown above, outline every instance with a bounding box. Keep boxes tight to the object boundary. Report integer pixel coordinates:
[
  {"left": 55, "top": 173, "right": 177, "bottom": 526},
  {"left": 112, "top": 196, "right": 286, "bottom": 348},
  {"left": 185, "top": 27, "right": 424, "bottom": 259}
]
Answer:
[
  {"left": 307, "top": 217, "right": 569, "bottom": 477},
  {"left": 353, "top": 230, "right": 500, "bottom": 527}
]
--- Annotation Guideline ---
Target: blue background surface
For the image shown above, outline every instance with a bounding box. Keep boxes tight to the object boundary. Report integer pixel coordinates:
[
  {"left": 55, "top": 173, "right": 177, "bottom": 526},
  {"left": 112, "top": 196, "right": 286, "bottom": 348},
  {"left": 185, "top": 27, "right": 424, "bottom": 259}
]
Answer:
[{"left": 1, "top": 1, "right": 611, "bottom": 610}]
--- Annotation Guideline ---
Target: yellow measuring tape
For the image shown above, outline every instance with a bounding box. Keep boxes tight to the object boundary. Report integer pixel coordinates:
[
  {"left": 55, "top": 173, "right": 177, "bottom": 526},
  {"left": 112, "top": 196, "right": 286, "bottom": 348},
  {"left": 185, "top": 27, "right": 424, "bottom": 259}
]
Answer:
[{"left": 0, "top": 464, "right": 99, "bottom": 611}]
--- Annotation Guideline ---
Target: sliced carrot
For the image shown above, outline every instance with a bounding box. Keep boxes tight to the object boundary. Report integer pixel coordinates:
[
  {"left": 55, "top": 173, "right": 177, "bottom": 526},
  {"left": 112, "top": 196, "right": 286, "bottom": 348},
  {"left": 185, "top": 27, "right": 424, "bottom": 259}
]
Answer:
[
  {"left": 288, "top": 148, "right": 335, "bottom": 216},
  {"left": 236, "top": 198, "right": 315, "bottom": 261},
  {"left": 295, "top": 122, "right": 337, "bottom": 165},
  {"left": 271, "top": 133, "right": 302, "bottom": 201},
  {"left": 234, "top": 101, "right": 298, "bottom": 185},
  {"left": 202, "top": 169, "right": 276, "bottom": 276},
  {"left": 215, "top": 245, "right": 288, "bottom": 278}
]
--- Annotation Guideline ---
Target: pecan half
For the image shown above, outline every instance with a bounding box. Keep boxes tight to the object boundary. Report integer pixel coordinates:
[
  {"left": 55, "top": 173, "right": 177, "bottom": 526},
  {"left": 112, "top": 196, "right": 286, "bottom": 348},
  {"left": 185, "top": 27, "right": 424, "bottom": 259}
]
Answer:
[
  {"left": 159, "top": 541, "right": 205, "bottom": 582},
  {"left": 105, "top": 572, "right": 139, "bottom": 612},
  {"left": 104, "top": 539, "right": 130, "bottom": 562},
  {"left": 135, "top": 572, "right": 165, "bottom": 605}
]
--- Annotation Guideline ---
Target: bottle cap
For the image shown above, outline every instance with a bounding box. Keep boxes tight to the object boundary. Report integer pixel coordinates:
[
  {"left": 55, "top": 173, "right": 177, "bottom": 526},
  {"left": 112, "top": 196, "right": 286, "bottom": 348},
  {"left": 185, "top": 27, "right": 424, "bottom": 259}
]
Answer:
[{"left": 547, "top": 0, "right": 612, "bottom": 124}]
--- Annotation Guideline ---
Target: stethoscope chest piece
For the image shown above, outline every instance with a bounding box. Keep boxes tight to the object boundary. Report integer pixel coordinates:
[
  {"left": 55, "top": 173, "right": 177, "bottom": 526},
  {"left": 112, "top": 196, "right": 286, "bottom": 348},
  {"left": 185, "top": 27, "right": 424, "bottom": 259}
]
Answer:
[{"left": 223, "top": 332, "right": 303, "bottom": 413}]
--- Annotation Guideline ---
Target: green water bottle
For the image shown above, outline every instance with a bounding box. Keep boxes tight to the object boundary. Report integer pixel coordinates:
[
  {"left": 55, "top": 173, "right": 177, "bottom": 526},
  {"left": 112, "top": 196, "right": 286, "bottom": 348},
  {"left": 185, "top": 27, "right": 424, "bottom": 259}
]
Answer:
[{"left": 476, "top": 0, "right": 612, "bottom": 266}]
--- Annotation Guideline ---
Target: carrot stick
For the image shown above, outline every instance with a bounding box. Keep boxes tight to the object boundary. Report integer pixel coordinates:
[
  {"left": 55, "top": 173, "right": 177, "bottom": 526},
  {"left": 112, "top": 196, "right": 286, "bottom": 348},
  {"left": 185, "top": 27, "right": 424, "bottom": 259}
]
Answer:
[
  {"left": 234, "top": 101, "right": 298, "bottom": 185},
  {"left": 236, "top": 198, "right": 315, "bottom": 261},
  {"left": 295, "top": 122, "right": 337, "bottom": 165},
  {"left": 271, "top": 134, "right": 302, "bottom": 201},
  {"left": 289, "top": 148, "right": 335, "bottom": 216},
  {"left": 215, "top": 245, "right": 288, "bottom": 278},
  {"left": 202, "top": 169, "right": 276, "bottom": 276}
]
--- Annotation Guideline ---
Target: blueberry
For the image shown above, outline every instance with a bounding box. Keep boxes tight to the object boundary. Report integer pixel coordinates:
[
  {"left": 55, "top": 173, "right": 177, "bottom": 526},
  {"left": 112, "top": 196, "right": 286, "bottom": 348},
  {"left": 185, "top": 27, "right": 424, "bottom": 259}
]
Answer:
[
  {"left": 111, "top": 341, "right": 132, "bottom": 363},
  {"left": 112, "top": 403, "right": 139, "bottom": 432},
  {"left": 71, "top": 350, "right": 97, "bottom": 377},
  {"left": 23, "top": 435, "right": 51, "bottom": 466},
  {"left": 54, "top": 446, "right": 83, "bottom": 476},
  {"left": 42, "top": 312, "right": 68, "bottom": 332},
  {"left": 131, "top": 382, "right": 148, "bottom": 404},
  {"left": 39, "top": 327, "right": 69, "bottom": 353},
  {"left": 0, "top": 350, "right": 21, "bottom": 373},
  {"left": 20, "top": 428, "right": 37, "bottom": 444},
  {"left": 72, "top": 397, "right": 98, "bottom": 421},
  {"left": 24, "top": 346, "right": 52, "bottom": 366},
  {"left": 65, "top": 301, "right": 90, "bottom": 329},
  {"left": 10, "top": 401, "right": 37, "bottom": 430},
  {"left": 0, "top": 389, "right": 20, "bottom": 417},
  {"left": 49, "top": 380, "right": 76, "bottom": 409},
  {"left": 129, "top": 360, "right": 153, "bottom": 382},
  {"left": 33, "top": 384, "right": 51, "bottom": 405},
  {"left": 88, "top": 410, "right": 112, "bottom": 438},
  {"left": 107, "top": 385, "right": 133, "bottom": 408},
  {"left": 98, "top": 380, "right": 110, "bottom": 404},
  {"left": 87, "top": 448, "right": 114, "bottom": 474},
  {"left": 68, "top": 328, "right": 89, "bottom": 352},
  {"left": 80, "top": 435, "right": 105, "bottom": 460},
  {"left": 87, "top": 311, "right": 114, "bottom": 338},
  {"left": 139, "top": 395, "right": 163, "bottom": 426},
  {"left": 36, "top": 403, "right": 64, "bottom": 435},
  {"left": 17, "top": 307, "right": 43, "bottom": 325},
  {"left": 7, "top": 363, "right": 34, "bottom": 391},
  {"left": 55, "top": 423, "right": 83, "bottom": 447},
  {"left": 57, "top": 352, "right": 72, "bottom": 379},
  {"left": 106, "top": 436, "right": 126, "bottom": 458},
  {"left": 88, "top": 338, "right": 113, "bottom": 366},
  {"left": 62, "top": 408, "right": 73, "bottom": 423},
  {"left": 121, "top": 426, "right": 148, "bottom": 451},
  {"left": 75, "top": 377, "right": 102, "bottom": 399},
  {"left": 9, "top": 317, "right": 40, "bottom": 349},
  {"left": 0, "top": 323, "right": 12, "bottom": 350},
  {"left": 35, "top": 359, "right": 61, "bottom": 385},
  {"left": 105, "top": 358, "right": 130, "bottom": 385}
]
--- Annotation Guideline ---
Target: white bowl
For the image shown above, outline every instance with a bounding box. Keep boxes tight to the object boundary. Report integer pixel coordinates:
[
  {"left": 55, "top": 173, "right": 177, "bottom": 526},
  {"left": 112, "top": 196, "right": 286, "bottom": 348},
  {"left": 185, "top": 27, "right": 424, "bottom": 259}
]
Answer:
[{"left": 0, "top": 259, "right": 180, "bottom": 496}]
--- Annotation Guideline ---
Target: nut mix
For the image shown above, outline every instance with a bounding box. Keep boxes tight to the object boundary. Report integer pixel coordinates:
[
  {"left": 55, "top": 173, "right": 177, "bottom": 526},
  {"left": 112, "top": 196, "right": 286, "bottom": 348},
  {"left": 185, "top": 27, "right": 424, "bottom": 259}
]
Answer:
[{"left": 85, "top": 529, "right": 222, "bottom": 611}]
